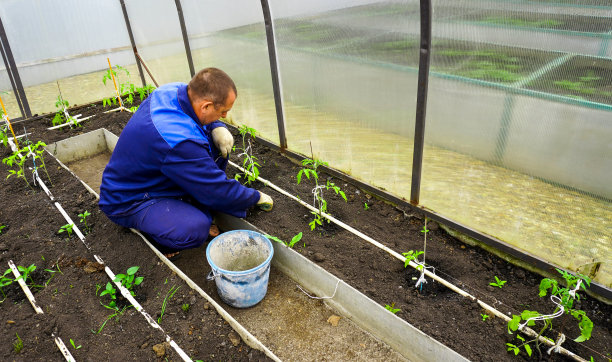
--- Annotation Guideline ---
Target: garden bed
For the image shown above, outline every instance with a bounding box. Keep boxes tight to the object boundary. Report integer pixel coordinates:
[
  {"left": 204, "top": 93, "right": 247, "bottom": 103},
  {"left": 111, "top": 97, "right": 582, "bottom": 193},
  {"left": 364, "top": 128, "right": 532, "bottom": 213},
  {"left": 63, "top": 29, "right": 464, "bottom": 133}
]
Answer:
[
  {"left": 1, "top": 102, "right": 610, "bottom": 361},
  {"left": 0, "top": 107, "right": 271, "bottom": 361},
  {"left": 222, "top": 127, "right": 611, "bottom": 361}
]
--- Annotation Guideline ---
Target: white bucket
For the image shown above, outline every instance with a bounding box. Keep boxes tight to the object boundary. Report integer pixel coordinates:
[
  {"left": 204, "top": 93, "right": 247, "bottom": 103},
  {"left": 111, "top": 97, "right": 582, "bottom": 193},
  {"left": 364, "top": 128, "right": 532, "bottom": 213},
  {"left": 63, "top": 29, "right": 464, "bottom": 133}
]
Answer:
[{"left": 206, "top": 230, "right": 273, "bottom": 308}]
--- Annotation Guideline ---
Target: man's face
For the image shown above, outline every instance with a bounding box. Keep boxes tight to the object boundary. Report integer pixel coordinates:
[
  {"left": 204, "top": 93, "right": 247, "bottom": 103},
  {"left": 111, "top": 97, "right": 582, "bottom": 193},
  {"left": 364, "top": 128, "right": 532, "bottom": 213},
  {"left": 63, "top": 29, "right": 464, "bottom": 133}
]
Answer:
[{"left": 200, "top": 91, "right": 236, "bottom": 125}]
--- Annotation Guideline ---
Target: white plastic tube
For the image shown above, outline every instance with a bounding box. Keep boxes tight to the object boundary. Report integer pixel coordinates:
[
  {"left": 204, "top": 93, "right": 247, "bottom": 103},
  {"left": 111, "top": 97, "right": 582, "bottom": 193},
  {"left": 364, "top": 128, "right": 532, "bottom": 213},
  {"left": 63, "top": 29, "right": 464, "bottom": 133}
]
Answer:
[{"left": 229, "top": 160, "right": 588, "bottom": 362}]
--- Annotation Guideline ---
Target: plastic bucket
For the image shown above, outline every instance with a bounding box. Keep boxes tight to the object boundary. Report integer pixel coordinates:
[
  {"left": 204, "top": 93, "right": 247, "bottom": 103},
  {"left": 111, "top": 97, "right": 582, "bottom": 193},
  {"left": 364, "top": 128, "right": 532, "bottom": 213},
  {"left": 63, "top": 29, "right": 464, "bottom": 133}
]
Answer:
[{"left": 205, "top": 230, "right": 274, "bottom": 308}]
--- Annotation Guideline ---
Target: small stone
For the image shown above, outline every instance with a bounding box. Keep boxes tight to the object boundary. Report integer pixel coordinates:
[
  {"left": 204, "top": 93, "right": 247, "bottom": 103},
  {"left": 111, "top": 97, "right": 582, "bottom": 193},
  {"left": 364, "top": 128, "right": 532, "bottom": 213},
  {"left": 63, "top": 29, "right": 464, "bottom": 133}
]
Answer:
[
  {"left": 189, "top": 296, "right": 197, "bottom": 305},
  {"left": 204, "top": 302, "right": 210, "bottom": 310},
  {"left": 152, "top": 343, "right": 166, "bottom": 357},
  {"left": 428, "top": 222, "right": 439, "bottom": 231},
  {"left": 515, "top": 269, "right": 526, "bottom": 279},
  {"left": 327, "top": 315, "right": 341, "bottom": 326},
  {"left": 313, "top": 253, "right": 325, "bottom": 262},
  {"left": 228, "top": 331, "right": 240, "bottom": 347},
  {"left": 140, "top": 342, "right": 149, "bottom": 349},
  {"left": 0, "top": 243, "right": 8, "bottom": 251}
]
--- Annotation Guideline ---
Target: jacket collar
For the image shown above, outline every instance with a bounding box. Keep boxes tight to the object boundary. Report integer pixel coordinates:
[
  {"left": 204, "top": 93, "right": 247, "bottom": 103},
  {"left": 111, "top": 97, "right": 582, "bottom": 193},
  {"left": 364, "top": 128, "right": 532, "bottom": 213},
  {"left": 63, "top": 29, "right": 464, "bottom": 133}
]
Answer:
[{"left": 177, "top": 84, "right": 202, "bottom": 127}]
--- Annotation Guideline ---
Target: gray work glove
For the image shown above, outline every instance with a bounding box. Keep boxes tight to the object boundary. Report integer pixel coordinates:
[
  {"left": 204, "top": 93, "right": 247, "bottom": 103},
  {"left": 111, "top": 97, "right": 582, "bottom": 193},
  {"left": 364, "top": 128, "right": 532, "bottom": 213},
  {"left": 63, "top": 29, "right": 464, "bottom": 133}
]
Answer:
[
  {"left": 257, "top": 191, "right": 273, "bottom": 211},
  {"left": 211, "top": 127, "right": 234, "bottom": 159}
]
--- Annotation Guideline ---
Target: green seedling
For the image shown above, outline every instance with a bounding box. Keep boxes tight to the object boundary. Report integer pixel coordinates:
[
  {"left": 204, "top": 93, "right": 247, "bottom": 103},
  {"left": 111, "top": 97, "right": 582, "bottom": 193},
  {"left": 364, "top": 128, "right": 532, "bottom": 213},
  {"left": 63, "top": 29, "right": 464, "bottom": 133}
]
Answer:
[
  {"left": 0, "top": 123, "right": 9, "bottom": 148},
  {"left": 58, "top": 224, "right": 74, "bottom": 239},
  {"left": 181, "top": 303, "right": 190, "bottom": 312},
  {"left": 1, "top": 268, "right": 13, "bottom": 302},
  {"left": 13, "top": 333, "right": 23, "bottom": 353},
  {"left": 78, "top": 210, "right": 91, "bottom": 234},
  {"left": 506, "top": 269, "right": 592, "bottom": 359},
  {"left": 103, "top": 64, "right": 136, "bottom": 106},
  {"left": 234, "top": 125, "right": 260, "bottom": 185},
  {"left": 265, "top": 232, "right": 303, "bottom": 248},
  {"left": 43, "top": 262, "right": 62, "bottom": 287},
  {"left": 16, "top": 264, "right": 37, "bottom": 287},
  {"left": 3, "top": 141, "right": 52, "bottom": 189},
  {"left": 93, "top": 305, "right": 131, "bottom": 334},
  {"left": 69, "top": 339, "right": 82, "bottom": 350},
  {"left": 402, "top": 250, "right": 424, "bottom": 270},
  {"left": 385, "top": 303, "right": 400, "bottom": 314},
  {"left": 114, "top": 266, "right": 144, "bottom": 297},
  {"left": 297, "top": 156, "right": 347, "bottom": 230},
  {"left": 363, "top": 203, "right": 369, "bottom": 210},
  {"left": 99, "top": 282, "right": 118, "bottom": 310},
  {"left": 158, "top": 285, "right": 180, "bottom": 324},
  {"left": 0, "top": 224, "right": 6, "bottom": 234},
  {"left": 490, "top": 276, "right": 507, "bottom": 289},
  {"left": 52, "top": 94, "right": 80, "bottom": 129},
  {"left": 481, "top": 314, "right": 489, "bottom": 321},
  {"left": 136, "top": 84, "right": 155, "bottom": 101}
]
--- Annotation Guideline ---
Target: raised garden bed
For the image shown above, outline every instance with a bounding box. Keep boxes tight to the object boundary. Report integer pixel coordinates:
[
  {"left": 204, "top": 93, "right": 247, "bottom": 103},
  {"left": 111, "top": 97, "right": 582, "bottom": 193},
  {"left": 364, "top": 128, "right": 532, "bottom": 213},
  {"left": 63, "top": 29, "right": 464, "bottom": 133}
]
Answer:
[
  {"left": 0, "top": 107, "right": 271, "bottom": 361},
  {"left": 1, "top": 100, "right": 610, "bottom": 361}
]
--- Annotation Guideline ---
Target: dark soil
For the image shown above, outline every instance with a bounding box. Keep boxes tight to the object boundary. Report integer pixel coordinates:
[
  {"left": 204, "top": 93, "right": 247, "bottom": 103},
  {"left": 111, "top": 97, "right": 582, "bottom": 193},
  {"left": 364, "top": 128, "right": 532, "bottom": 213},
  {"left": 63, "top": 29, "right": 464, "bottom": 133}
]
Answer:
[
  {"left": 0, "top": 100, "right": 609, "bottom": 361},
  {"left": 224, "top": 130, "right": 611, "bottom": 361},
  {"left": 0, "top": 102, "right": 270, "bottom": 361}
]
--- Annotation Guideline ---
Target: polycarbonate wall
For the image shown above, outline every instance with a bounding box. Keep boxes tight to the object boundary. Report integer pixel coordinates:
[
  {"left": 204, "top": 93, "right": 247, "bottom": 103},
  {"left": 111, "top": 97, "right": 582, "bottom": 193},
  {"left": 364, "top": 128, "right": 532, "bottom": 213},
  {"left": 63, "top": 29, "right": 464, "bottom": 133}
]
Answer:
[
  {"left": 0, "top": 0, "right": 135, "bottom": 117},
  {"left": 421, "top": 0, "right": 611, "bottom": 286},
  {"left": 0, "top": 1, "right": 610, "bottom": 287}
]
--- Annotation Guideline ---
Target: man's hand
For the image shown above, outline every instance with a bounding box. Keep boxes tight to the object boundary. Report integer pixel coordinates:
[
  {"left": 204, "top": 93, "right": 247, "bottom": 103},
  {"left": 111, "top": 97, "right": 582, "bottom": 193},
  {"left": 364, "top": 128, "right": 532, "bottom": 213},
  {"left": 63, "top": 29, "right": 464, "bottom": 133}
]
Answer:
[
  {"left": 211, "top": 127, "right": 234, "bottom": 159},
  {"left": 257, "top": 191, "right": 273, "bottom": 211}
]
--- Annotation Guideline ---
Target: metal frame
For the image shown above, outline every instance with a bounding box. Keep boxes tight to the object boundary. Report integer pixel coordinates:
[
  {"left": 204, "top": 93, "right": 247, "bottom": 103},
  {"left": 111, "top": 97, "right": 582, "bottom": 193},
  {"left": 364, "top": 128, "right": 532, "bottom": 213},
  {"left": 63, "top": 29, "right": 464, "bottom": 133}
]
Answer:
[
  {"left": 0, "top": 16, "right": 31, "bottom": 118},
  {"left": 410, "top": 0, "right": 432, "bottom": 205},
  {"left": 119, "top": 0, "right": 146, "bottom": 87},
  {"left": 174, "top": 0, "right": 195, "bottom": 78},
  {"left": 260, "top": 0, "right": 288, "bottom": 150}
]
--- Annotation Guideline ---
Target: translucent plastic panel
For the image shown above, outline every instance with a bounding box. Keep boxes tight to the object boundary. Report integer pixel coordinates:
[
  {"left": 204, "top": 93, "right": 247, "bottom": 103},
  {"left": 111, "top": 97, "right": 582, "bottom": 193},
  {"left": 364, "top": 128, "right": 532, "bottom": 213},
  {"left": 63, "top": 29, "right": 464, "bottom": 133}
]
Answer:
[
  {"left": 421, "top": 0, "right": 612, "bottom": 287},
  {"left": 269, "top": 0, "right": 418, "bottom": 193},
  {"left": 123, "top": 0, "right": 191, "bottom": 86},
  {"left": 181, "top": 0, "right": 278, "bottom": 144},
  {"left": 0, "top": 0, "right": 133, "bottom": 116}
]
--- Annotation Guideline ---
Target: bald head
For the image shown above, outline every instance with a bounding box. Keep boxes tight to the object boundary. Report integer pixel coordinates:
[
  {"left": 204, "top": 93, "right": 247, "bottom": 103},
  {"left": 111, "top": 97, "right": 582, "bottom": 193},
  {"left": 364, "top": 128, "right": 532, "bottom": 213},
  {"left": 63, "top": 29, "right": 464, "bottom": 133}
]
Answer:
[{"left": 188, "top": 67, "right": 237, "bottom": 107}]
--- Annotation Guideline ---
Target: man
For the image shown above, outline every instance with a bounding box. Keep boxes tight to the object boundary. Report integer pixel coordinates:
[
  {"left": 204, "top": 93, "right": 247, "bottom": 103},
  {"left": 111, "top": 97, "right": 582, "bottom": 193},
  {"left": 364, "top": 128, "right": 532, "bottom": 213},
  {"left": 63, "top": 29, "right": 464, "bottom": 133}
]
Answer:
[{"left": 99, "top": 67, "right": 273, "bottom": 258}]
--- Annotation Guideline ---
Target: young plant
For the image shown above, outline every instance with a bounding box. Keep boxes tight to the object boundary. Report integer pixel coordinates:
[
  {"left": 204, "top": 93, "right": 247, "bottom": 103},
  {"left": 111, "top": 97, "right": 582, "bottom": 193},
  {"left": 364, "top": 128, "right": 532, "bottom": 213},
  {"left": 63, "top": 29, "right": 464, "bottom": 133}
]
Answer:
[
  {"left": 402, "top": 250, "right": 424, "bottom": 270},
  {"left": 30, "top": 141, "right": 52, "bottom": 186},
  {"left": 78, "top": 210, "right": 91, "bottom": 234},
  {"left": 102, "top": 64, "right": 135, "bottom": 106},
  {"left": 297, "top": 156, "right": 347, "bottom": 231},
  {"left": 385, "top": 303, "right": 400, "bottom": 314},
  {"left": 363, "top": 202, "right": 369, "bottom": 210},
  {"left": 490, "top": 276, "right": 507, "bottom": 289},
  {"left": 234, "top": 125, "right": 260, "bottom": 185},
  {"left": 158, "top": 285, "right": 180, "bottom": 324},
  {"left": 3, "top": 147, "right": 32, "bottom": 189},
  {"left": 0, "top": 268, "right": 13, "bottom": 302},
  {"left": 114, "top": 266, "right": 144, "bottom": 297},
  {"left": 135, "top": 84, "right": 155, "bottom": 101},
  {"left": 43, "top": 262, "right": 62, "bottom": 287},
  {"left": 93, "top": 305, "right": 131, "bottom": 334},
  {"left": 506, "top": 269, "right": 592, "bottom": 359},
  {"left": 13, "top": 333, "right": 23, "bottom": 353},
  {"left": 265, "top": 232, "right": 303, "bottom": 248},
  {"left": 481, "top": 313, "right": 489, "bottom": 321},
  {"left": 0, "top": 123, "right": 9, "bottom": 148},
  {"left": 99, "top": 281, "right": 118, "bottom": 310},
  {"left": 58, "top": 224, "right": 74, "bottom": 239},
  {"left": 52, "top": 94, "right": 80, "bottom": 129},
  {"left": 69, "top": 339, "right": 82, "bottom": 350},
  {"left": 181, "top": 303, "right": 190, "bottom": 313},
  {"left": 16, "top": 264, "right": 37, "bottom": 287},
  {"left": 0, "top": 224, "right": 6, "bottom": 233}
]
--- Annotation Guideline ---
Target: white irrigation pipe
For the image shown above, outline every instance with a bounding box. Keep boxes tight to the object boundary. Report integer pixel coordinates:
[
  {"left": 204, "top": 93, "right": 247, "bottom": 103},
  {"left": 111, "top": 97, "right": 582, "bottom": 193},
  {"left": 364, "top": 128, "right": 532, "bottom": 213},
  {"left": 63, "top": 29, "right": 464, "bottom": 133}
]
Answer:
[
  {"left": 229, "top": 160, "right": 587, "bottom": 362},
  {"left": 8, "top": 260, "right": 76, "bottom": 362},
  {"left": 7, "top": 140, "right": 193, "bottom": 361},
  {"left": 47, "top": 115, "right": 94, "bottom": 131}
]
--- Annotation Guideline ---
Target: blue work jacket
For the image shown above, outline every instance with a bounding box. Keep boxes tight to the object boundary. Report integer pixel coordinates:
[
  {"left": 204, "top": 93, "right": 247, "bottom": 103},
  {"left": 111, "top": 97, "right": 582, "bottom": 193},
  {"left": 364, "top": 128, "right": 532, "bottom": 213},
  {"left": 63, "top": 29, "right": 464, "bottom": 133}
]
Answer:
[{"left": 99, "top": 83, "right": 259, "bottom": 218}]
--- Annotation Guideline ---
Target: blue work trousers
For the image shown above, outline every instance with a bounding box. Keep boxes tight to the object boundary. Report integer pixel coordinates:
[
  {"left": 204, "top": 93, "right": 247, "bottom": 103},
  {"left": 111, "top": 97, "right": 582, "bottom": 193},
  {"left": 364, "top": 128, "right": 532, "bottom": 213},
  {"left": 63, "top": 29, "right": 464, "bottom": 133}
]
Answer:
[{"left": 108, "top": 153, "right": 228, "bottom": 253}]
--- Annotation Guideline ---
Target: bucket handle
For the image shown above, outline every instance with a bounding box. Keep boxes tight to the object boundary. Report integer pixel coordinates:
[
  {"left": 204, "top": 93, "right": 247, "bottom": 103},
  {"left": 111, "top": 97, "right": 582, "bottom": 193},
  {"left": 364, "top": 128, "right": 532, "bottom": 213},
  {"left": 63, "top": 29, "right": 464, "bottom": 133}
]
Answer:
[{"left": 207, "top": 269, "right": 221, "bottom": 281}]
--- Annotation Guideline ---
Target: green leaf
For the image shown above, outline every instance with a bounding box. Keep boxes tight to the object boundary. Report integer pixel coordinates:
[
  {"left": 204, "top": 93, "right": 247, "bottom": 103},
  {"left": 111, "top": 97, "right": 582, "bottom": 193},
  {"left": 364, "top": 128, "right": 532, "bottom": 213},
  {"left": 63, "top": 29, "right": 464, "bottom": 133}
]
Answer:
[
  {"left": 126, "top": 266, "right": 139, "bottom": 275},
  {"left": 508, "top": 315, "right": 521, "bottom": 333},
  {"left": 296, "top": 170, "right": 303, "bottom": 184},
  {"left": 524, "top": 344, "right": 532, "bottom": 357},
  {"left": 134, "top": 276, "right": 144, "bottom": 286},
  {"left": 288, "top": 232, "right": 303, "bottom": 248}
]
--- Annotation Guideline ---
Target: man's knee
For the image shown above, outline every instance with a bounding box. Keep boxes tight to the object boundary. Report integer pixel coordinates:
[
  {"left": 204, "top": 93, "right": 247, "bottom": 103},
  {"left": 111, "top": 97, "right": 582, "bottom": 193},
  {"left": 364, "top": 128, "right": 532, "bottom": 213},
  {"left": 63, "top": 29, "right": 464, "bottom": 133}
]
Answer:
[{"left": 173, "top": 216, "right": 211, "bottom": 249}]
